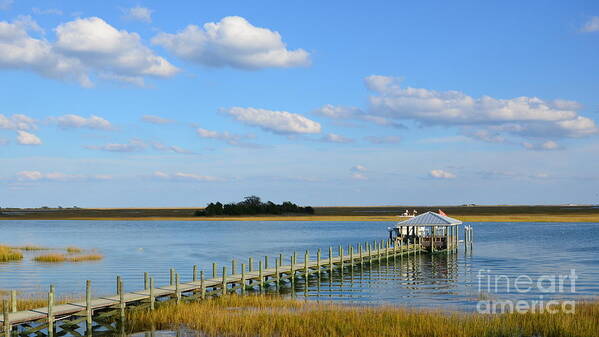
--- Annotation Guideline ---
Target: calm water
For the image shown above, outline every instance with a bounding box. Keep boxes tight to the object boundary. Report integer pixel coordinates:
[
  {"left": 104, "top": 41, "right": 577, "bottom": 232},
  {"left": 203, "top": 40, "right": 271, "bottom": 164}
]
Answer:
[{"left": 1, "top": 220, "right": 598, "bottom": 311}]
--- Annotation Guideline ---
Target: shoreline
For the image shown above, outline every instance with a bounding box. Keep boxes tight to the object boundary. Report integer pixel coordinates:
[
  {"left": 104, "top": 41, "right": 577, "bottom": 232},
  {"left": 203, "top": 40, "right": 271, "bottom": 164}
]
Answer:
[{"left": 1, "top": 214, "right": 599, "bottom": 222}]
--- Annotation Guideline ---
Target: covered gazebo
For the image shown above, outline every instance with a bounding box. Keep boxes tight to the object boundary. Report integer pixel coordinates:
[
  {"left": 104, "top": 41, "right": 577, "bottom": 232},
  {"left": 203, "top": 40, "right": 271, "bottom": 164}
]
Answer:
[{"left": 390, "top": 211, "right": 462, "bottom": 253}]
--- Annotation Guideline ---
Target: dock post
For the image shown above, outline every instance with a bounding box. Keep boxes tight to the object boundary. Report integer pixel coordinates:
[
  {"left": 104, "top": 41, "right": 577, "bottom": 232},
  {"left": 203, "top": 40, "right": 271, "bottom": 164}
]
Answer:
[
  {"left": 117, "top": 275, "right": 122, "bottom": 294},
  {"left": 249, "top": 257, "right": 253, "bottom": 272},
  {"left": 222, "top": 266, "right": 227, "bottom": 296},
  {"left": 470, "top": 227, "right": 474, "bottom": 249},
  {"left": 317, "top": 249, "right": 321, "bottom": 275},
  {"left": 258, "top": 261, "right": 264, "bottom": 289},
  {"left": 9, "top": 290, "right": 16, "bottom": 314},
  {"left": 212, "top": 263, "right": 217, "bottom": 279},
  {"left": 290, "top": 254, "right": 295, "bottom": 282},
  {"left": 304, "top": 250, "right": 309, "bottom": 280},
  {"left": 279, "top": 253, "right": 283, "bottom": 268},
  {"left": 293, "top": 251, "right": 297, "bottom": 267},
  {"left": 350, "top": 245, "right": 354, "bottom": 267},
  {"left": 275, "top": 259, "right": 280, "bottom": 287},
  {"left": 359, "top": 244, "right": 363, "bottom": 268},
  {"left": 144, "top": 272, "right": 149, "bottom": 290},
  {"left": 241, "top": 264, "right": 246, "bottom": 294},
  {"left": 86, "top": 280, "right": 92, "bottom": 328},
  {"left": 265, "top": 256, "right": 269, "bottom": 269},
  {"left": 119, "top": 278, "right": 125, "bottom": 321},
  {"left": 175, "top": 273, "right": 181, "bottom": 304},
  {"left": 3, "top": 300, "right": 10, "bottom": 337},
  {"left": 193, "top": 265, "right": 198, "bottom": 282},
  {"left": 432, "top": 226, "right": 436, "bottom": 253},
  {"left": 200, "top": 271, "right": 205, "bottom": 299},
  {"left": 170, "top": 268, "right": 174, "bottom": 286},
  {"left": 150, "top": 277, "right": 155, "bottom": 310},
  {"left": 328, "top": 247, "right": 333, "bottom": 276},
  {"left": 231, "top": 260, "right": 236, "bottom": 275},
  {"left": 339, "top": 246, "right": 344, "bottom": 271},
  {"left": 367, "top": 243, "right": 372, "bottom": 264},
  {"left": 47, "top": 285, "right": 54, "bottom": 336}
]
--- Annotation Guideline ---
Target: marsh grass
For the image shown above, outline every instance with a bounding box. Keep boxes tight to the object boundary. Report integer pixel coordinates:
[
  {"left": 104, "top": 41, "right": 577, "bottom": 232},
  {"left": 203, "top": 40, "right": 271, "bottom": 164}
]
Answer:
[
  {"left": 66, "top": 246, "right": 83, "bottom": 253},
  {"left": 33, "top": 253, "right": 103, "bottom": 263},
  {"left": 128, "top": 295, "right": 599, "bottom": 337},
  {"left": 12, "top": 245, "right": 51, "bottom": 251},
  {"left": 0, "top": 245, "right": 24, "bottom": 262}
]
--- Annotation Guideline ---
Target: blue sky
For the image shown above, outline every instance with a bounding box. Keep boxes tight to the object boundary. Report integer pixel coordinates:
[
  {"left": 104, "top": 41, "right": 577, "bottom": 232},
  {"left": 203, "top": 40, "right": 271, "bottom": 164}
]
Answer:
[{"left": 1, "top": 0, "right": 598, "bottom": 207}]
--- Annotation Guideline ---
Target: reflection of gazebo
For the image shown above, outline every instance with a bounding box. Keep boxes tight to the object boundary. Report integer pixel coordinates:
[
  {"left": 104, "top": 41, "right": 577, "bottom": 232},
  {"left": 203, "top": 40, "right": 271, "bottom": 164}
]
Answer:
[{"left": 390, "top": 211, "right": 462, "bottom": 253}]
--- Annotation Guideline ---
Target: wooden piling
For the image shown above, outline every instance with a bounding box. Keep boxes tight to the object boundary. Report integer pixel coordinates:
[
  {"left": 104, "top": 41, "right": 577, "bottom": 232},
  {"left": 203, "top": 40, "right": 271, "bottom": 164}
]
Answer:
[
  {"left": 170, "top": 268, "right": 174, "bottom": 286},
  {"left": 222, "top": 266, "right": 227, "bottom": 296},
  {"left": 231, "top": 260, "right": 236, "bottom": 275},
  {"left": 117, "top": 275, "right": 122, "bottom": 294},
  {"left": 241, "top": 264, "right": 246, "bottom": 294},
  {"left": 249, "top": 257, "right": 253, "bottom": 272},
  {"left": 86, "top": 280, "right": 92, "bottom": 327},
  {"left": 9, "top": 290, "right": 16, "bottom": 314},
  {"left": 200, "top": 271, "right": 205, "bottom": 299},
  {"left": 304, "top": 251, "right": 309, "bottom": 279},
  {"left": 275, "top": 259, "right": 280, "bottom": 286},
  {"left": 328, "top": 246, "right": 333, "bottom": 275},
  {"left": 367, "top": 243, "right": 372, "bottom": 263},
  {"left": 339, "top": 246, "right": 344, "bottom": 270},
  {"left": 119, "top": 278, "right": 125, "bottom": 320},
  {"left": 265, "top": 256, "right": 269, "bottom": 269},
  {"left": 149, "top": 277, "right": 155, "bottom": 310},
  {"left": 212, "top": 263, "right": 217, "bottom": 279},
  {"left": 3, "top": 300, "right": 10, "bottom": 337},
  {"left": 350, "top": 246, "right": 354, "bottom": 266},
  {"left": 144, "top": 272, "right": 149, "bottom": 290},
  {"left": 193, "top": 265, "right": 198, "bottom": 282},
  {"left": 317, "top": 249, "right": 321, "bottom": 275},
  {"left": 175, "top": 273, "right": 181, "bottom": 304},
  {"left": 290, "top": 254, "right": 295, "bottom": 283},
  {"left": 48, "top": 285, "right": 54, "bottom": 337},
  {"left": 258, "top": 261, "right": 264, "bottom": 289}
]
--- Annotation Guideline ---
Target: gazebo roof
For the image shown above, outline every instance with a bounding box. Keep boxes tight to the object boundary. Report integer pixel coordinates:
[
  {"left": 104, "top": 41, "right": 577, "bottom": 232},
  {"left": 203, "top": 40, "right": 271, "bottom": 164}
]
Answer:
[{"left": 396, "top": 211, "right": 462, "bottom": 227}]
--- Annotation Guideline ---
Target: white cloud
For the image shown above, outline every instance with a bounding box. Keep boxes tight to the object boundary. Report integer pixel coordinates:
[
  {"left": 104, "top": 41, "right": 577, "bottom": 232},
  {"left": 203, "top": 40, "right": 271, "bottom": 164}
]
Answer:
[
  {"left": 32, "top": 8, "right": 63, "bottom": 16},
  {"left": 0, "top": 0, "right": 13, "bottom": 10},
  {"left": 16, "top": 130, "right": 41, "bottom": 145},
  {"left": 51, "top": 114, "right": 113, "bottom": 130},
  {"left": 351, "top": 173, "right": 368, "bottom": 180},
  {"left": 151, "top": 142, "right": 192, "bottom": 154},
  {"left": 364, "top": 135, "right": 400, "bottom": 144},
  {"left": 581, "top": 16, "right": 599, "bottom": 33},
  {"left": 0, "top": 113, "right": 36, "bottom": 130},
  {"left": 466, "top": 129, "right": 506, "bottom": 143},
  {"left": 85, "top": 139, "right": 146, "bottom": 152},
  {"left": 152, "top": 16, "right": 310, "bottom": 69},
  {"left": 16, "top": 170, "right": 110, "bottom": 182},
  {"left": 142, "top": 115, "right": 173, "bottom": 124},
  {"left": 522, "top": 140, "right": 561, "bottom": 151},
  {"left": 0, "top": 16, "right": 178, "bottom": 87},
  {"left": 152, "top": 171, "right": 222, "bottom": 182},
  {"left": 429, "top": 169, "right": 456, "bottom": 179},
  {"left": 312, "top": 104, "right": 405, "bottom": 128},
  {"left": 321, "top": 133, "right": 353, "bottom": 143},
  {"left": 196, "top": 127, "right": 258, "bottom": 147},
  {"left": 365, "top": 75, "right": 598, "bottom": 140},
  {"left": 351, "top": 165, "right": 367, "bottom": 172},
  {"left": 224, "top": 107, "right": 321, "bottom": 135},
  {"left": 124, "top": 6, "right": 153, "bottom": 23}
]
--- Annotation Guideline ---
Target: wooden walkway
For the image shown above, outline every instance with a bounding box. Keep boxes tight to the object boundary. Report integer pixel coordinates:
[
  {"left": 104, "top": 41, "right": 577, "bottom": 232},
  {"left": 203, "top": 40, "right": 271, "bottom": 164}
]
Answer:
[{"left": 1, "top": 240, "right": 437, "bottom": 336}]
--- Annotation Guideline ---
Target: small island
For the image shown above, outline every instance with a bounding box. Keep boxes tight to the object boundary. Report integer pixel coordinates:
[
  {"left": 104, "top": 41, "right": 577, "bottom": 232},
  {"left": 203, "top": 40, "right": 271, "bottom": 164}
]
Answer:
[{"left": 195, "top": 196, "right": 314, "bottom": 216}]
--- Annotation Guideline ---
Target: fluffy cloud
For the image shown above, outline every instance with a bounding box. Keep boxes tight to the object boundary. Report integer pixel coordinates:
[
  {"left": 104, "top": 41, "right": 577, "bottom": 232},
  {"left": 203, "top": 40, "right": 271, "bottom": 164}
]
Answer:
[
  {"left": 123, "top": 6, "right": 153, "bottom": 23},
  {"left": 364, "top": 75, "right": 598, "bottom": 140},
  {"left": 152, "top": 16, "right": 310, "bottom": 69},
  {"left": 320, "top": 133, "right": 353, "bottom": 143},
  {"left": 364, "top": 135, "right": 400, "bottom": 144},
  {"left": 351, "top": 165, "right": 367, "bottom": 172},
  {"left": 85, "top": 139, "right": 146, "bottom": 152},
  {"left": 152, "top": 171, "right": 222, "bottom": 182},
  {"left": 312, "top": 104, "right": 405, "bottom": 128},
  {"left": 196, "top": 127, "right": 257, "bottom": 147},
  {"left": 429, "top": 169, "right": 456, "bottom": 179},
  {"left": 16, "top": 130, "right": 41, "bottom": 145},
  {"left": 16, "top": 170, "right": 110, "bottom": 182},
  {"left": 0, "top": 113, "right": 36, "bottom": 130},
  {"left": 142, "top": 115, "right": 173, "bottom": 124},
  {"left": 581, "top": 16, "right": 599, "bottom": 33},
  {"left": 224, "top": 107, "right": 321, "bottom": 135},
  {"left": 0, "top": 16, "right": 178, "bottom": 87},
  {"left": 51, "top": 114, "right": 112, "bottom": 130},
  {"left": 151, "top": 142, "right": 192, "bottom": 154},
  {"left": 522, "top": 140, "right": 561, "bottom": 151}
]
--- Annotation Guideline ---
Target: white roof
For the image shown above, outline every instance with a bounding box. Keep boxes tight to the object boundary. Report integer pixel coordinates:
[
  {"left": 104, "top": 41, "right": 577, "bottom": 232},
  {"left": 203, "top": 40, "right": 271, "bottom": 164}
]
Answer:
[{"left": 396, "top": 211, "right": 462, "bottom": 226}]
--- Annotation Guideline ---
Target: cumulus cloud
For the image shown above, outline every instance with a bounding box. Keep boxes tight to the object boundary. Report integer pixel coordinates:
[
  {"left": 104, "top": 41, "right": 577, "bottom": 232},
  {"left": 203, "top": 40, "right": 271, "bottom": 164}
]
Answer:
[
  {"left": 0, "top": 113, "right": 36, "bottom": 130},
  {"left": 196, "top": 127, "right": 259, "bottom": 147},
  {"left": 152, "top": 16, "right": 310, "bottom": 69},
  {"left": 152, "top": 171, "right": 222, "bottom": 182},
  {"left": 85, "top": 139, "right": 146, "bottom": 152},
  {"left": 429, "top": 169, "right": 456, "bottom": 179},
  {"left": 51, "top": 114, "right": 113, "bottom": 130},
  {"left": 364, "top": 135, "right": 400, "bottom": 144},
  {"left": 123, "top": 6, "right": 153, "bottom": 23},
  {"left": 320, "top": 133, "right": 353, "bottom": 143},
  {"left": 16, "top": 130, "right": 41, "bottom": 145},
  {"left": 522, "top": 140, "right": 561, "bottom": 151},
  {"left": 364, "top": 75, "right": 598, "bottom": 140},
  {"left": 581, "top": 16, "right": 599, "bottom": 33},
  {"left": 0, "top": 16, "right": 178, "bottom": 87},
  {"left": 224, "top": 107, "right": 321, "bottom": 135},
  {"left": 16, "top": 170, "right": 110, "bottom": 182},
  {"left": 312, "top": 104, "right": 405, "bottom": 128},
  {"left": 142, "top": 115, "right": 173, "bottom": 124}
]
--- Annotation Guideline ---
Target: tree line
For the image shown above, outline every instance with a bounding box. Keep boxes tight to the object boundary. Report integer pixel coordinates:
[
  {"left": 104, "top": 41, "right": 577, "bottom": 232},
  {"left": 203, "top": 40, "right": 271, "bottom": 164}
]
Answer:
[{"left": 195, "top": 196, "right": 315, "bottom": 216}]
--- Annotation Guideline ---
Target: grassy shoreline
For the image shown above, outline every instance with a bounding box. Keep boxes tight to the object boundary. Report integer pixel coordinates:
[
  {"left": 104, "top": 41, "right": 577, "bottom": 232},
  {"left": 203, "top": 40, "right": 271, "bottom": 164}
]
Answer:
[
  {"left": 127, "top": 295, "right": 599, "bottom": 337},
  {"left": 1, "top": 214, "right": 599, "bottom": 222}
]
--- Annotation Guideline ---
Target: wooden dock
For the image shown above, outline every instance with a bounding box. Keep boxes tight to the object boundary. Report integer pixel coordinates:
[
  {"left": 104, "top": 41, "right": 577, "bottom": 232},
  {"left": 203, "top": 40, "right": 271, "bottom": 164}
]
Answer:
[{"left": 1, "top": 239, "right": 452, "bottom": 337}]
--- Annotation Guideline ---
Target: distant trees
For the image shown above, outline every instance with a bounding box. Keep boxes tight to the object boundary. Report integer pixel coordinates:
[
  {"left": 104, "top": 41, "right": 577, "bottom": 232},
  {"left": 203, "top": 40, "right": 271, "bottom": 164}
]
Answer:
[{"left": 195, "top": 196, "right": 314, "bottom": 216}]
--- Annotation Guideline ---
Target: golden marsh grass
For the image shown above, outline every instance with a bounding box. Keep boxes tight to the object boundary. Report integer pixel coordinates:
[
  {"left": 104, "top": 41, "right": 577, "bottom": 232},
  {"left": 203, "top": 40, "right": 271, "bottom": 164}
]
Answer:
[
  {"left": 0, "top": 245, "right": 24, "bottom": 262},
  {"left": 66, "top": 246, "right": 83, "bottom": 253},
  {"left": 33, "top": 253, "right": 103, "bottom": 263},
  {"left": 129, "top": 295, "right": 599, "bottom": 337}
]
